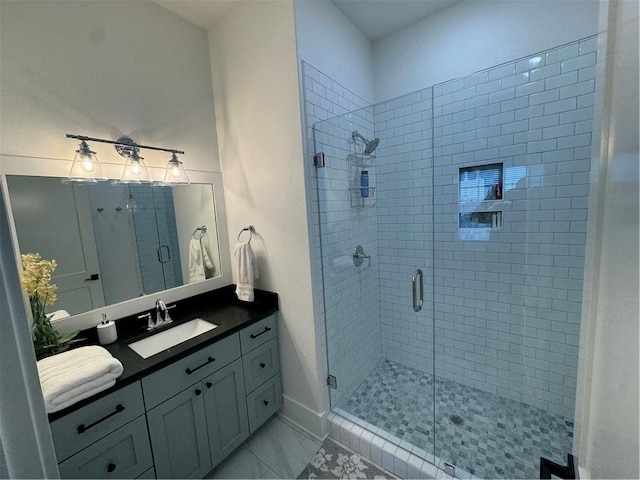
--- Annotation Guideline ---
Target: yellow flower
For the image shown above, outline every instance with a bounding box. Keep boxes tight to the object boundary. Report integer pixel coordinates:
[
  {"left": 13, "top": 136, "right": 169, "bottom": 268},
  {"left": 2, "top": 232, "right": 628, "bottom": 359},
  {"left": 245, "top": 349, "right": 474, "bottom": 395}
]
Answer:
[{"left": 20, "top": 253, "right": 58, "bottom": 306}]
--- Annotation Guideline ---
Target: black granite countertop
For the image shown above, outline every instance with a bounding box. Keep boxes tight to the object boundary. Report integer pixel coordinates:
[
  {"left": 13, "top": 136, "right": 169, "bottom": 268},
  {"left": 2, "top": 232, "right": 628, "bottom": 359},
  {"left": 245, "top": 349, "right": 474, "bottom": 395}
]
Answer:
[{"left": 48, "top": 286, "right": 278, "bottom": 422}]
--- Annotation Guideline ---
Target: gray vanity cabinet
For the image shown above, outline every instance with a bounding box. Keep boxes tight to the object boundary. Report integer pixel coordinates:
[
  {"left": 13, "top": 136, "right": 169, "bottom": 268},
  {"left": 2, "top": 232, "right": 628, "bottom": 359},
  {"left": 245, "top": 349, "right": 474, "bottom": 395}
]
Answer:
[
  {"left": 240, "top": 315, "right": 282, "bottom": 433},
  {"left": 51, "top": 314, "right": 281, "bottom": 480},
  {"left": 146, "top": 385, "right": 212, "bottom": 479},
  {"left": 203, "top": 359, "right": 249, "bottom": 465},
  {"left": 143, "top": 334, "right": 250, "bottom": 478}
]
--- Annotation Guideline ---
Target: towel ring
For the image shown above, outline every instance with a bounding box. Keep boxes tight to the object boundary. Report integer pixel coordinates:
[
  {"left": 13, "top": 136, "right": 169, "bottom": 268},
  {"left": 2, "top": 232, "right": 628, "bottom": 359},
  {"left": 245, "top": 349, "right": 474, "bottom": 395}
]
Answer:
[
  {"left": 237, "top": 225, "right": 255, "bottom": 243},
  {"left": 192, "top": 225, "right": 207, "bottom": 239}
]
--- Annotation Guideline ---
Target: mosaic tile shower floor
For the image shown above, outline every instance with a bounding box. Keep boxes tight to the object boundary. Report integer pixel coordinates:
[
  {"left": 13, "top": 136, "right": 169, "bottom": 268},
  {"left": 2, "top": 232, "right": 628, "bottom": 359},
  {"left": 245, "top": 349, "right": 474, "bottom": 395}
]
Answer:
[{"left": 342, "top": 360, "right": 573, "bottom": 479}]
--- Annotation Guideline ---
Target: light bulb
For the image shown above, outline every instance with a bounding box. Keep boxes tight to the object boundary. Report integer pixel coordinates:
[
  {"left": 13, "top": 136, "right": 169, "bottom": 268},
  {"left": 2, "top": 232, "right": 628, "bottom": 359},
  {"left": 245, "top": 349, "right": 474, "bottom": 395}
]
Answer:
[
  {"left": 131, "top": 162, "right": 141, "bottom": 175},
  {"left": 81, "top": 156, "right": 95, "bottom": 172},
  {"left": 171, "top": 165, "right": 181, "bottom": 178}
]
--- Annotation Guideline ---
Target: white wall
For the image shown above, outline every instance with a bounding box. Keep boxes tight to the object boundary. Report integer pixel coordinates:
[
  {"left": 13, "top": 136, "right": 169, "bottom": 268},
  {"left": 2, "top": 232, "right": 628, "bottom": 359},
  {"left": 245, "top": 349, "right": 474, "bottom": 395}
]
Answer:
[
  {"left": 373, "top": 0, "right": 600, "bottom": 102},
  {"left": 0, "top": 1, "right": 233, "bottom": 332},
  {"left": 294, "top": 0, "right": 374, "bottom": 103},
  {"left": 575, "top": 0, "right": 639, "bottom": 478},
  {"left": 208, "top": 1, "right": 326, "bottom": 438},
  {"left": 0, "top": 0, "right": 220, "bottom": 173}
]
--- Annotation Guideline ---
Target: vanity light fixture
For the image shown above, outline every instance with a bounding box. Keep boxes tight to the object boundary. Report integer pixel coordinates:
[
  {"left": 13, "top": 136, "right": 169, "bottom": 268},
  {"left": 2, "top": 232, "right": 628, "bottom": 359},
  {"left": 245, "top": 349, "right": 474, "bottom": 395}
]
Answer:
[
  {"left": 61, "top": 139, "right": 108, "bottom": 183},
  {"left": 114, "top": 144, "right": 152, "bottom": 184},
  {"left": 65, "top": 134, "right": 186, "bottom": 184},
  {"left": 159, "top": 153, "right": 190, "bottom": 185}
]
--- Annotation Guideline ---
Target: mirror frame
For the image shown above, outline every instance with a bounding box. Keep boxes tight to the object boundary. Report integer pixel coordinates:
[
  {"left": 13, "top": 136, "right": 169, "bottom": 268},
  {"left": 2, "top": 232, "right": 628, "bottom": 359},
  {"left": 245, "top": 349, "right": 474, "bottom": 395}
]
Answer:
[{"left": 0, "top": 153, "right": 232, "bottom": 334}]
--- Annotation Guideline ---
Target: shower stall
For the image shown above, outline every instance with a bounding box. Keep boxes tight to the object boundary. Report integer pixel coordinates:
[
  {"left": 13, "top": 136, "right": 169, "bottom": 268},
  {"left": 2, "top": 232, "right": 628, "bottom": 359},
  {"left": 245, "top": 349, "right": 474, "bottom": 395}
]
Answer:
[{"left": 309, "top": 37, "right": 596, "bottom": 479}]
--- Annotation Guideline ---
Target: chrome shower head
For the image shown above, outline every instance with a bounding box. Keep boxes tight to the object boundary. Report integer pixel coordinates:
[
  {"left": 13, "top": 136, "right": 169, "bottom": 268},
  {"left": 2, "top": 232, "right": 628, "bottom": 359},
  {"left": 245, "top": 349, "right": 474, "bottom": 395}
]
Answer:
[{"left": 352, "top": 131, "right": 380, "bottom": 155}]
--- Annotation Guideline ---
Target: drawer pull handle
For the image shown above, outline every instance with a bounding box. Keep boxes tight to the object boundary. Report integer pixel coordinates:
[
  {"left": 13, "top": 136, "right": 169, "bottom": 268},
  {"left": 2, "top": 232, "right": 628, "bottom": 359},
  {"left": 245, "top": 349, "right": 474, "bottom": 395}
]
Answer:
[
  {"left": 195, "top": 389, "right": 202, "bottom": 396},
  {"left": 107, "top": 463, "right": 116, "bottom": 473},
  {"left": 263, "top": 400, "right": 269, "bottom": 406},
  {"left": 77, "top": 404, "right": 125, "bottom": 434},
  {"left": 260, "top": 362, "right": 266, "bottom": 368},
  {"left": 206, "top": 382, "right": 213, "bottom": 389},
  {"left": 250, "top": 327, "right": 272, "bottom": 339},
  {"left": 186, "top": 356, "right": 215, "bottom": 375}
]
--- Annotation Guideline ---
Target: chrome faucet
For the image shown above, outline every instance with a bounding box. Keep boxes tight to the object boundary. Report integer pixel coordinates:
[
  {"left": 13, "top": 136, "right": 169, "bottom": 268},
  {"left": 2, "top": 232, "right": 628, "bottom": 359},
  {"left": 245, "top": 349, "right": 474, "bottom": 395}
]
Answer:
[
  {"left": 137, "top": 300, "right": 176, "bottom": 331},
  {"left": 155, "top": 300, "right": 173, "bottom": 327}
]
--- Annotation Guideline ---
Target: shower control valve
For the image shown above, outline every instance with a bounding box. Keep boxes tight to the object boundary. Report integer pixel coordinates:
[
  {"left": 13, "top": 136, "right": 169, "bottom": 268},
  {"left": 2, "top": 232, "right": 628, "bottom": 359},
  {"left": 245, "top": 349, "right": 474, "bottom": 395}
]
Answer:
[{"left": 352, "top": 245, "right": 372, "bottom": 267}]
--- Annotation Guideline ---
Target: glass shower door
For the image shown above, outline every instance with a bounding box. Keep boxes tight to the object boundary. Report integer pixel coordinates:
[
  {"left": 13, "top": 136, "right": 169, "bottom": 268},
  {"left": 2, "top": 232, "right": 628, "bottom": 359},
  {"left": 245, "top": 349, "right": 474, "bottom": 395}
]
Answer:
[
  {"left": 430, "top": 39, "right": 593, "bottom": 478},
  {"left": 312, "top": 90, "right": 438, "bottom": 464}
]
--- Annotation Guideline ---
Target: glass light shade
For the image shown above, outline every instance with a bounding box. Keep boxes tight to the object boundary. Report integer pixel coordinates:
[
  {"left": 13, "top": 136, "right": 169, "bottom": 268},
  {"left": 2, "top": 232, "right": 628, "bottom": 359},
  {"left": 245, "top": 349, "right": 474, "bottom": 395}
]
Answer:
[
  {"left": 159, "top": 154, "right": 190, "bottom": 185},
  {"left": 115, "top": 154, "right": 152, "bottom": 184},
  {"left": 62, "top": 141, "right": 107, "bottom": 183}
]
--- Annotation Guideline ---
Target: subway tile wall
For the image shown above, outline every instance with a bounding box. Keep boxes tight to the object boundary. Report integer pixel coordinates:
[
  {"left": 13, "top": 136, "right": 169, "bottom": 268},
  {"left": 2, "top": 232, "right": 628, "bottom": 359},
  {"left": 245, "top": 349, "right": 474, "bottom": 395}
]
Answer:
[
  {"left": 375, "top": 37, "right": 596, "bottom": 418},
  {"left": 304, "top": 37, "right": 595, "bottom": 421},
  {"left": 375, "top": 89, "right": 436, "bottom": 374},
  {"left": 302, "top": 62, "right": 382, "bottom": 408},
  {"left": 129, "top": 185, "right": 183, "bottom": 295}
]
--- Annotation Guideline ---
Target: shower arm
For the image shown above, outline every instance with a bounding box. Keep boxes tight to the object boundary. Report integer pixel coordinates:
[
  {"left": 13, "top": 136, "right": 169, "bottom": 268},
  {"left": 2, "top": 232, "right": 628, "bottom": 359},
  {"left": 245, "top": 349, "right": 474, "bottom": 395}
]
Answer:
[{"left": 352, "top": 131, "right": 368, "bottom": 144}]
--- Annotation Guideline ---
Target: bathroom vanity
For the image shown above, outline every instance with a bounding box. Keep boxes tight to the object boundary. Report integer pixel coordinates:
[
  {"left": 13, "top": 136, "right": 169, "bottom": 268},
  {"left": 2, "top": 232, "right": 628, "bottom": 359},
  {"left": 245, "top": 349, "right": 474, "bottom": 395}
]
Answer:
[{"left": 47, "top": 286, "right": 280, "bottom": 479}]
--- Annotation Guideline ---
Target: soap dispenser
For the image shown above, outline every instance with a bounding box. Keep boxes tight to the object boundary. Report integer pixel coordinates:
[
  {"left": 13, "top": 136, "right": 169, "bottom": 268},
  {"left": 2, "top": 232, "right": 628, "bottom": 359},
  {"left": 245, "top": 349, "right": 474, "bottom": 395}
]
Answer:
[{"left": 97, "top": 314, "right": 118, "bottom": 345}]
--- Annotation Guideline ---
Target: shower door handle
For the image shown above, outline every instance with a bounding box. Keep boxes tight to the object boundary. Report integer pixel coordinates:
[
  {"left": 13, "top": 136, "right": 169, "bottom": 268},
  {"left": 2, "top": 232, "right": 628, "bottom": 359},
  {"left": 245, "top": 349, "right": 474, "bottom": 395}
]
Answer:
[{"left": 412, "top": 269, "right": 423, "bottom": 312}]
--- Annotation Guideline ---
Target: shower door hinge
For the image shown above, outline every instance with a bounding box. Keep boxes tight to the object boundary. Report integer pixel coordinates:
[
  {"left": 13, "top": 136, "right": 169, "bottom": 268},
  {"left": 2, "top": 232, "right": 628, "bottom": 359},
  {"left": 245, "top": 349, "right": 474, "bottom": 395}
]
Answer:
[
  {"left": 314, "top": 152, "right": 325, "bottom": 167},
  {"left": 327, "top": 375, "right": 337, "bottom": 389}
]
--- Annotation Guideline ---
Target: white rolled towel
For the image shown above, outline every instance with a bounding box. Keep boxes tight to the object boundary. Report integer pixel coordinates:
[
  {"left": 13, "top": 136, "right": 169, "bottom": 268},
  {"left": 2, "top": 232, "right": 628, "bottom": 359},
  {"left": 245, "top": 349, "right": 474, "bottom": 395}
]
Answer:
[{"left": 37, "top": 346, "right": 124, "bottom": 413}]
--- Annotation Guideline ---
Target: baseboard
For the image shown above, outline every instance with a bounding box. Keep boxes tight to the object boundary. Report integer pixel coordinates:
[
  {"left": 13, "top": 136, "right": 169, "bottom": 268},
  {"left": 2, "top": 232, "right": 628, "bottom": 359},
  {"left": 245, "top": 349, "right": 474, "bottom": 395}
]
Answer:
[{"left": 280, "top": 394, "right": 328, "bottom": 442}]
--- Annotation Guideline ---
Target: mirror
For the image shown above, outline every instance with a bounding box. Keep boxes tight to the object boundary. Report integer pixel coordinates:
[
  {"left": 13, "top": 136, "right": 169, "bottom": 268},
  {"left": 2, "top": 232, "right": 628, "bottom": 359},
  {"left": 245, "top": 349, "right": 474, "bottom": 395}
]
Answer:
[{"left": 6, "top": 175, "right": 222, "bottom": 317}]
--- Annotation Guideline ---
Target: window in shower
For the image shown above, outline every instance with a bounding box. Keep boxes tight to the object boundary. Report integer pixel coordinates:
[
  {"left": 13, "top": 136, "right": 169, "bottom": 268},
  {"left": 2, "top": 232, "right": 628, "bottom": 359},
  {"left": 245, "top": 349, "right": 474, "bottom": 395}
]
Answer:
[
  {"left": 459, "top": 163, "right": 504, "bottom": 239},
  {"left": 459, "top": 162, "right": 503, "bottom": 203}
]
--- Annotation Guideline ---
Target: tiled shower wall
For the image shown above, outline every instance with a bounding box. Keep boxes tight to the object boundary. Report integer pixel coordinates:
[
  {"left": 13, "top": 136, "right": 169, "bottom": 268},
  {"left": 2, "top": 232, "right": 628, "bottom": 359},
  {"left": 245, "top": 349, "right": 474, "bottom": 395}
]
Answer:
[
  {"left": 129, "top": 185, "right": 183, "bottom": 295},
  {"left": 375, "top": 90, "right": 435, "bottom": 373},
  {"left": 375, "top": 37, "right": 596, "bottom": 418},
  {"left": 302, "top": 62, "right": 382, "bottom": 408}
]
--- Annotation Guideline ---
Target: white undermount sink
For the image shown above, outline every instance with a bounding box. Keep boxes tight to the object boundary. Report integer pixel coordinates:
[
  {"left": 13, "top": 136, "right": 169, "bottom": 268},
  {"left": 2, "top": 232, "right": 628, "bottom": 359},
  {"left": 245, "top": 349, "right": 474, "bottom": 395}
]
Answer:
[{"left": 128, "top": 319, "right": 217, "bottom": 359}]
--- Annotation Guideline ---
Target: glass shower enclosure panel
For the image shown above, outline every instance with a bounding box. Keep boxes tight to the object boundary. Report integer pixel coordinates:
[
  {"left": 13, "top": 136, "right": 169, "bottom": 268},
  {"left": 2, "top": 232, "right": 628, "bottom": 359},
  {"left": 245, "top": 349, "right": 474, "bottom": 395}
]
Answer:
[
  {"left": 430, "top": 39, "right": 592, "bottom": 478},
  {"left": 313, "top": 92, "right": 437, "bottom": 462}
]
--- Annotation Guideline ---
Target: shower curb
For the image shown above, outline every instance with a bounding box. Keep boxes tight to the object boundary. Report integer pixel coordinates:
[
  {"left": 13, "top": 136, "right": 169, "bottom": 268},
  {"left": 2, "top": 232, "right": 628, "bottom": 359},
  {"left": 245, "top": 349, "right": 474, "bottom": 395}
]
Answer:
[{"left": 327, "top": 409, "right": 478, "bottom": 480}]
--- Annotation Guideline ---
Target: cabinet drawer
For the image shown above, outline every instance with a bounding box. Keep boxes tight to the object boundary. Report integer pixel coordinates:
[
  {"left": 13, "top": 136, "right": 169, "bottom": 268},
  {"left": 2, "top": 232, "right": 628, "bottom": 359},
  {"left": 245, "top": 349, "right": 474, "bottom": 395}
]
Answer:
[
  {"left": 242, "top": 338, "right": 280, "bottom": 393},
  {"left": 246, "top": 374, "right": 282, "bottom": 433},
  {"left": 57, "top": 415, "right": 152, "bottom": 479},
  {"left": 51, "top": 382, "right": 145, "bottom": 462},
  {"left": 142, "top": 333, "right": 240, "bottom": 410},
  {"left": 239, "top": 315, "right": 276, "bottom": 353}
]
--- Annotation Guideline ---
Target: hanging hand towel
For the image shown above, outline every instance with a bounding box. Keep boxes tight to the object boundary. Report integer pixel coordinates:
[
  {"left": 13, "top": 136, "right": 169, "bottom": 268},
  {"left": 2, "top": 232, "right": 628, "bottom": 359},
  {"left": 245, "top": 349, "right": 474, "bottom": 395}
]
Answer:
[
  {"left": 234, "top": 240, "right": 259, "bottom": 302},
  {"left": 189, "top": 238, "right": 214, "bottom": 283},
  {"left": 37, "top": 346, "right": 124, "bottom": 413}
]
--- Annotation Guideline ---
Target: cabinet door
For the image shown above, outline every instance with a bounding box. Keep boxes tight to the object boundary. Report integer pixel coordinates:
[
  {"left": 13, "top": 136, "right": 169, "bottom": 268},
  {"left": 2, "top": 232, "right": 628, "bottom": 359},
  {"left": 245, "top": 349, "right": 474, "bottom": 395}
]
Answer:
[
  {"left": 147, "top": 386, "right": 211, "bottom": 479},
  {"left": 203, "top": 359, "right": 249, "bottom": 466}
]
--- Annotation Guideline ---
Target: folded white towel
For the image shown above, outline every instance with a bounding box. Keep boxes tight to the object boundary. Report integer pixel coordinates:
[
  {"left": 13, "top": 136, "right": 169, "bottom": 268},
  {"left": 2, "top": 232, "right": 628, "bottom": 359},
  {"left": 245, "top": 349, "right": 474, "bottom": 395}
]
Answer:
[
  {"left": 49, "top": 310, "right": 70, "bottom": 321},
  {"left": 234, "top": 240, "right": 259, "bottom": 302},
  {"left": 189, "top": 238, "right": 214, "bottom": 284},
  {"left": 37, "top": 346, "right": 124, "bottom": 413}
]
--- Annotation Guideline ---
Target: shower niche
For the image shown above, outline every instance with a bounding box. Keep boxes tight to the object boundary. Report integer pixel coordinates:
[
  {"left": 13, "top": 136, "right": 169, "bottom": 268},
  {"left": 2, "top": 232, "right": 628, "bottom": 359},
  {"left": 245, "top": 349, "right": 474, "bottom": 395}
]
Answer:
[{"left": 458, "top": 162, "right": 504, "bottom": 238}]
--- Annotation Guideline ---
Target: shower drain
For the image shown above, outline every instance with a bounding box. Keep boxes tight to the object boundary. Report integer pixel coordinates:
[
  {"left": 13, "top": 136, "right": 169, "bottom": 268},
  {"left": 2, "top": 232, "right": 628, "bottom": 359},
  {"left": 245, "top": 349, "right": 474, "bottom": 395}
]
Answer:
[{"left": 449, "top": 414, "right": 465, "bottom": 426}]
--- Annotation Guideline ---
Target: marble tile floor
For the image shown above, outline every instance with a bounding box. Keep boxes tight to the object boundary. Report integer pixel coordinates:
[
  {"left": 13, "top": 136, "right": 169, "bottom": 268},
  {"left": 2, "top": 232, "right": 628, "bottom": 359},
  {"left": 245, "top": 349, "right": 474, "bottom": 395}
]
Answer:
[
  {"left": 342, "top": 359, "right": 574, "bottom": 479},
  {"left": 207, "top": 416, "right": 321, "bottom": 479}
]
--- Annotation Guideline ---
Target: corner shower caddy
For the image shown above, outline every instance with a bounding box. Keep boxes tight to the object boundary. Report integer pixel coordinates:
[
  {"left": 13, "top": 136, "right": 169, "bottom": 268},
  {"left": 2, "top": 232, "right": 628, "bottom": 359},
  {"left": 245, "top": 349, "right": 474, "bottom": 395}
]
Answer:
[{"left": 348, "top": 151, "right": 376, "bottom": 208}]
